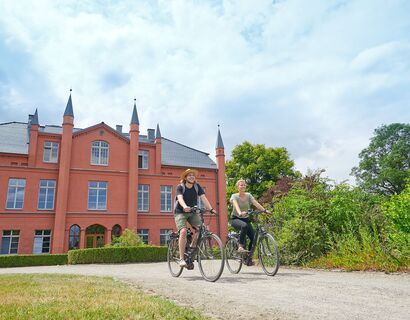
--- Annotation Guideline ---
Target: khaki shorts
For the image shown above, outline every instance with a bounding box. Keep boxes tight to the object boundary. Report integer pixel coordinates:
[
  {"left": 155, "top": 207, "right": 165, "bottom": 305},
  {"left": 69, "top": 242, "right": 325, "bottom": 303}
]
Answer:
[{"left": 174, "top": 213, "right": 201, "bottom": 231}]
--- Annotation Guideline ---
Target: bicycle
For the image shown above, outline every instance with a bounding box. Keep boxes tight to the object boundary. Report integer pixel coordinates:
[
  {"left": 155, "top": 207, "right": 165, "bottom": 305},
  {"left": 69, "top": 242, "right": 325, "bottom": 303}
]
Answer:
[
  {"left": 225, "top": 209, "right": 280, "bottom": 276},
  {"left": 167, "top": 206, "right": 225, "bottom": 282}
]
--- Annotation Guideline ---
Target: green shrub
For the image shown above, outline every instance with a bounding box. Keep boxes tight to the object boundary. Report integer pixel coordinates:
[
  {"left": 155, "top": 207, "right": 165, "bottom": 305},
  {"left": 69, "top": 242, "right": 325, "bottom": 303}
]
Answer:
[
  {"left": 0, "top": 254, "right": 68, "bottom": 268},
  {"left": 109, "top": 228, "right": 145, "bottom": 247},
  {"left": 68, "top": 246, "right": 167, "bottom": 264}
]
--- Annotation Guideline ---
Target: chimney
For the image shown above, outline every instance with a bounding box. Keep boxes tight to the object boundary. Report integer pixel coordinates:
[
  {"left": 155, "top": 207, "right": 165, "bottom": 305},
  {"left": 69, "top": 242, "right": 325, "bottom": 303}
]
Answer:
[
  {"left": 116, "top": 125, "right": 123, "bottom": 133},
  {"left": 147, "top": 128, "right": 155, "bottom": 141}
]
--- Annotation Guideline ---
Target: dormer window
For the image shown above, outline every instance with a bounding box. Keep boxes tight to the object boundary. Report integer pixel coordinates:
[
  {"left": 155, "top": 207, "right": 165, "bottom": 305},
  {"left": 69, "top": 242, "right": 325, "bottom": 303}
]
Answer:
[
  {"left": 91, "top": 141, "right": 109, "bottom": 165},
  {"left": 43, "top": 141, "right": 59, "bottom": 163},
  {"left": 138, "top": 150, "right": 148, "bottom": 169}
]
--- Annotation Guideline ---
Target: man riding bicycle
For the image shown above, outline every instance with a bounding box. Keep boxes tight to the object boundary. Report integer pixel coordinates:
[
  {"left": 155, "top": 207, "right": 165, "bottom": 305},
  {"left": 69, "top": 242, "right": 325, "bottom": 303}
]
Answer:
[{"left": 174, "top": 168, "right": 216, "bottom": 268}]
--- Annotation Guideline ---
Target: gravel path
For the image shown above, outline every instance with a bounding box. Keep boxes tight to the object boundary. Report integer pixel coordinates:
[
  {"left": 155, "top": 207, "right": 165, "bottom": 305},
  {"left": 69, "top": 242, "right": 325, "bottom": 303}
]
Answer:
[{"left": 1, "top": 263, "right": 409, "bottom": 320}]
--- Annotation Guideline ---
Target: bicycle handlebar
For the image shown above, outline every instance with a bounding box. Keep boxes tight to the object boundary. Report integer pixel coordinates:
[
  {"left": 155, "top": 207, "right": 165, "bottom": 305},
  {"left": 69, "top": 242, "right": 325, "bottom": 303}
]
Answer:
[{"left": 190, "top": 206, "right": 217, "bottom": 215}]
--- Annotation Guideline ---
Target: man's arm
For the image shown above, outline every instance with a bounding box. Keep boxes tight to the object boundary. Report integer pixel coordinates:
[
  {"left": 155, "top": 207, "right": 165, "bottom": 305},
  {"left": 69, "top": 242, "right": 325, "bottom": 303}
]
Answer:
[
  {"left": 177, "top": 194, "right": 191, "bottom": 212},
  {"left": 199, "top": 194, "right": 216, "bottom": 214}
]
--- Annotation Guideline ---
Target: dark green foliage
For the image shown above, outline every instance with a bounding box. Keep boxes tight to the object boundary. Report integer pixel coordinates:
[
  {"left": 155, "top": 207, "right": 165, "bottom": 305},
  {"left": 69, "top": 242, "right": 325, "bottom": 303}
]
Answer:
[
  {"left": 352, "top": 123, "right": 410, "bottom": 196},
  {"left": 68, "top": 246, "right": 167, "bottom": 264},
  {"left": 226, "top": 141, "right": 298, "bottom": 199},
  {"left": 0, "top": 254, "right": 68, "bottom": 268}
]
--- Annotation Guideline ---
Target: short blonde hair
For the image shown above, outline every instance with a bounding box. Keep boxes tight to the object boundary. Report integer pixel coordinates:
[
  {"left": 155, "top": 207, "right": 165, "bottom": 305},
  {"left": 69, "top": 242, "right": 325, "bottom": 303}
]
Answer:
[{"left": 236, "top": 179, "right": 247, "bottom": 188}]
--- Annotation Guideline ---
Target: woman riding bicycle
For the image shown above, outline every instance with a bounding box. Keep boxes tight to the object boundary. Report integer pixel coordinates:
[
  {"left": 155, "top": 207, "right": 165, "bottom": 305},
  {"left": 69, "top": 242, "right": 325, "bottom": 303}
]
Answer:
[{"left": 230, "top": 179, "right": 271, "bottom": 265}]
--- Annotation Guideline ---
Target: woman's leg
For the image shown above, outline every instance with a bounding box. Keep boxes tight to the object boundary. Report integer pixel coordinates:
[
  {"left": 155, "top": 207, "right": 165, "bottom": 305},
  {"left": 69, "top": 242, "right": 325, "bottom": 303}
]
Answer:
[
  {"left": 246, "top": 222, "right": 255, "bottom": 251},
  {"left": 231, "top": 218, "right": 249, "bottom": 247}
]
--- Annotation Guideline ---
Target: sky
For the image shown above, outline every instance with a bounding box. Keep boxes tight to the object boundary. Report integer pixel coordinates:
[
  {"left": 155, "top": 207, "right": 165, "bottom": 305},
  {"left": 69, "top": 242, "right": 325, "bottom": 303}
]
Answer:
[{"left": 1, "top": 0, "right": 409, "bottom": 183}]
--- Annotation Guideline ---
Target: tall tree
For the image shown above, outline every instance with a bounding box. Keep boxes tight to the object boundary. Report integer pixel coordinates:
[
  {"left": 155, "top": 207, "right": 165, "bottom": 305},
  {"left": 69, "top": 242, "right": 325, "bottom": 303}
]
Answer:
[
  {"left": 226, "top": 141, "right": 298, "bottom": 199},
  {"left": 351, "top": 123, "right": 410, "bottom": 196}
]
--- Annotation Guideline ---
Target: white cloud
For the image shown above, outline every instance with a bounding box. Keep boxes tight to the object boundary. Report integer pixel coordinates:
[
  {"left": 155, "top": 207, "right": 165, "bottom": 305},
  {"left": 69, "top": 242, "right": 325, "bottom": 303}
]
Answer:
[{"left": 0, "top": 0, "right": 409, "bottom": 182}]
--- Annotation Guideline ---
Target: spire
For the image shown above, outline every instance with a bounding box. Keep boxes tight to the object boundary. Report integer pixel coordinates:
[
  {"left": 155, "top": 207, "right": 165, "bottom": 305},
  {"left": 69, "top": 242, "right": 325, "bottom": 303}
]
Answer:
[
  {"left": 216, "top": 125, "right": 224, "bottom": 148},
  {"left": 64, "top": 89, "right": 74, "bottom": 117},
  {"left": 31, "top": 108, "right": 39, "bottom": 125},
  {"left": 131, "top": 98, "right": 139, "bottom": 125},
  {"left": 156, "top": 123, "right": 161, "bottom": 139}
]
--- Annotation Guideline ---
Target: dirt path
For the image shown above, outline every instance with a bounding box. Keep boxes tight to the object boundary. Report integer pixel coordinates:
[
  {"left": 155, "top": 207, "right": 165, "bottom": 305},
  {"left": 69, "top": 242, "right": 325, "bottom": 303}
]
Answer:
[{"left": 1, "top": 263, "right": 409, "bottom": 319}]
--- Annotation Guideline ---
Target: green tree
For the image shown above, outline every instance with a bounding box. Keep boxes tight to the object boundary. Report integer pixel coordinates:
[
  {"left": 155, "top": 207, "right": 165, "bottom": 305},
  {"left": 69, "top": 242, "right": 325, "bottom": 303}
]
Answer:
[
  {"left": 352, "top": 123, "right": 410, "bottom": 196},
  {"left": 225, "top": 141, "right": 298, "bottom": 199}
]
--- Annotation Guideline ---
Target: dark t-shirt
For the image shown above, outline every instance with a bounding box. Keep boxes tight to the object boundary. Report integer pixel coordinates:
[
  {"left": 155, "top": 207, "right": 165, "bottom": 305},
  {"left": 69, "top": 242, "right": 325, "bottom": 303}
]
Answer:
[{"left": 175, "top": 183, "right": 205, "bottom": 213}]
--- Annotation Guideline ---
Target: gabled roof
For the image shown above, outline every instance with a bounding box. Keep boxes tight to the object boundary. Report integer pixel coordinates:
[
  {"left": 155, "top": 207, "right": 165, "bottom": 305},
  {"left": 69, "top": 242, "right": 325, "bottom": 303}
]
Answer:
[{"left": 73, "top": 122, "right": 129, "bottom": 142}]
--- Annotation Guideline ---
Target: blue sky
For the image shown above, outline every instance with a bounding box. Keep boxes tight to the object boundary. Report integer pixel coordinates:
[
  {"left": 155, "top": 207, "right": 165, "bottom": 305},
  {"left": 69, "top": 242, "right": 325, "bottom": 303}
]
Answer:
[{"left": 1, "top": 0, "right": 409, "bottom": 183}]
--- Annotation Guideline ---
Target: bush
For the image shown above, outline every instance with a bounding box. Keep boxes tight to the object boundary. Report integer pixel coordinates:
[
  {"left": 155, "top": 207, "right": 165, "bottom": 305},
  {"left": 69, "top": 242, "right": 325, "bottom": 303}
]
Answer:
[
  {"left": 109, "top": 228, "right": 145, "bottom": 247},
  {"left": 68, "top": 246, "right": 167, "bottom": 264},
  {"left": 0, "top": 254, "right": 68, "bottom": 268}
]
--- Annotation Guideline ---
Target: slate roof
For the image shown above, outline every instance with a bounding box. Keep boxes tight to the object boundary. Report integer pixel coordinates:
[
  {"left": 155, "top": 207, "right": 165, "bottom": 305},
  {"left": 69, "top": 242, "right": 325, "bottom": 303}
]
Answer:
[
  {"left": 0, "top": 122, "right": 29, "bottom": 154},
  {"left": 0, "top": 122, "right": 217, "bottom": 169}
]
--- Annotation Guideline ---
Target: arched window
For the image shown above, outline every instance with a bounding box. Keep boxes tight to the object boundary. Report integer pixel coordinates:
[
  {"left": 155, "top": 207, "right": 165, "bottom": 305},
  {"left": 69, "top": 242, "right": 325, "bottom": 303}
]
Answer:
[
  {"left": 85, "top": 224, "right": 106, "bottom": 248},
  {"left": 112, "top": 224, "right": 122, "bottom": 239},
  {"left": 91, "top": 141, "right": 109, "bottom": 165},
  {"left": 69, "top": 225, "right": 80, "bottom": 250}
]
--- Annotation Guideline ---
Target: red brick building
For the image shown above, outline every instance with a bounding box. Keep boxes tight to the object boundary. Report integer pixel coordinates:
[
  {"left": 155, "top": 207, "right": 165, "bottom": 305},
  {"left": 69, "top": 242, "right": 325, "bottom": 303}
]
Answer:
[{"left": 0, "top": 93, "right": 227, "bottom": 254}]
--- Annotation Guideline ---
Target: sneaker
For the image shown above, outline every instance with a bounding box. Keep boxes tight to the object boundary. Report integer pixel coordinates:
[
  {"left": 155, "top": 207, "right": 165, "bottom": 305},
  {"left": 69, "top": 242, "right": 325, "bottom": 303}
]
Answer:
[
  {"left": 237, "top": 247, "right": 248, "bottom": 253},
  {"left": 178, "top": 259, "right": 187, "bottom": 268}
]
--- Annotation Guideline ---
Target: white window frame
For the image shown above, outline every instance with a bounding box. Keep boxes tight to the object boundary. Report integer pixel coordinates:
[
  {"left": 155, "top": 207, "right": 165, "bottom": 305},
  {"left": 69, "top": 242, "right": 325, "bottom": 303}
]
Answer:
[
  {"left": 160, "top": 229, "right": 173, "bottom": 246},
  {"left": 91, "top": 141, "right": 109, "bottom": 166},
  {"left": 1, "top": 230, "right": 20, "bottom": 254},
  {"left": 138, "top": 150, "right": 149, "bottom": 169},
  {"left": 37, "top": 180, "right": 56, "bottom": 210},
  {"left": 138, "top": 184, "right": 150, "bottom": 212},
  {"left": 33, "top": 230, "right": 52, "bottom": 254},
  {"left": 6, "top": 178, "right": 26, "bottom": 209},
  {"left": 43, "top": 141, "right": 59, "bottom": 163},
  {"left": 88, "top": 181, "right": 107, "bottom": 210},
  {"left": 137, "top": 229, "right": 149, "bottom": 245},
  {"left": 160, "top": 185, "right": 173, "bottom": 212}
]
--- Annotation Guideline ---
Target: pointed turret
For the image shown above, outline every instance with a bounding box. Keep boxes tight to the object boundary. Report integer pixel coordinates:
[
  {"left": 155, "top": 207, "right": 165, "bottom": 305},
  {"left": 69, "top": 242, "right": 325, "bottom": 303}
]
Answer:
[
  {"left": 215, "top": 125, "right": 228, "bottom": 242},
  {"left": 31, "top": 108, "right": 39, "bottom": 125},
  {"left": 156, "top": 123, "right": 161, "bottom": 139},
  {"left": 64, "top": 90, "right": 74, "bottom": 117},
  {"left": 128, "top": 98, "right": 140, "bottom": 231},
  {"left": 131, "top": 99, "right": 139, "bottom": 125},
  {"left": 216, "top": 125, "right": 224, "bottom": 149}
]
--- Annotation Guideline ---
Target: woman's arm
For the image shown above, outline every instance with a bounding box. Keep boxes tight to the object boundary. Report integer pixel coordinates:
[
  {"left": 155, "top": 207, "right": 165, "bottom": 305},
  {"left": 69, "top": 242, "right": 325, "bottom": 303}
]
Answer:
[
  {"left": 251, "top": 198, "right": 271, "bottom": 213},
  {"left": 232, "top": 198, "right": 245, "bottom": 217}
]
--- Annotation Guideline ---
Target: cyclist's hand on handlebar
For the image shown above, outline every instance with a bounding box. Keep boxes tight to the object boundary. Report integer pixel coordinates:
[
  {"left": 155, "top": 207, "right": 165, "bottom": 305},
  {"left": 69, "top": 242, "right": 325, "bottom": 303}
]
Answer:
[
  {"left": 210, "top": 208, "right": 217, "bottom": 215},
  {"left": 263, "top": 209, "right": 272, "bottom": 214},
  {"left": 183, "top": 206, "right": 191, "bottom": 213}
]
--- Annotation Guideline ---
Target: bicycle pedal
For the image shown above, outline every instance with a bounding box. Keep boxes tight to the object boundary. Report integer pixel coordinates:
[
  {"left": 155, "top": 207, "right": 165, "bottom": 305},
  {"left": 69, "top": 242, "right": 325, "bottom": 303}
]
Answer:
[{"left": 186, "top": 263, "right": 195, "bottom": 270}]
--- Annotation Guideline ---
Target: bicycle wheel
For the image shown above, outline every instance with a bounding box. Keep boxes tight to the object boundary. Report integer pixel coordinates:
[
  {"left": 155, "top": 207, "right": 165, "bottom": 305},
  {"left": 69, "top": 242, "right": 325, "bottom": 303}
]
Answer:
[
  {"left": 167, "top": 237, "right": 183, "bottom": 277},
  {"left": 258, "top": 233, "right": 280, "bottom": 276},
  {"left": 197, "top": 233, "right": 225, "bottom": 282},
  {"left": 225, "top": 237, "right": 242, "bottom": 274}
]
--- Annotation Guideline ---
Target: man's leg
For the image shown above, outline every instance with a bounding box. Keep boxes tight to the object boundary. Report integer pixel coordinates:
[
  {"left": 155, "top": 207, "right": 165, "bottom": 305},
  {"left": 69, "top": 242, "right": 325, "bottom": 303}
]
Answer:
[{"left": 175, "top": 214, "right": 188, "bottom": 267}]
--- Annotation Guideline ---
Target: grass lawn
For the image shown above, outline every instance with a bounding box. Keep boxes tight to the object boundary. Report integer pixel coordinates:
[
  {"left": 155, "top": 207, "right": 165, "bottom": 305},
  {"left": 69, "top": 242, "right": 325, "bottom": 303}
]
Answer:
[{"left": 0, "top": 274, "right": 209, "bottom": 320}]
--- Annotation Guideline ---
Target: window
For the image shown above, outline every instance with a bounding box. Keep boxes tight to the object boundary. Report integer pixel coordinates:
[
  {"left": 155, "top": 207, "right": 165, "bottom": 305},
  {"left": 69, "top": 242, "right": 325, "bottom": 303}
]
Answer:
[
  {"left": 91, "top": 141, "right": 109, "bottom": 165},
  {"left": 6, "top": 178, "right": 26, "bottom": 209},
  {"left": 112, "top": 224, "right": 122, "bottom": 239},
  {"left": 43, "top": 141, "right": 59, "bottom": 163},
  {"left": 137, "top": 229, "right": 149, "bottom": 245},
  {"left": 37, "top": 180, "right": 56, "bottom": 210},
  {"left": 69, "top": 225, "right": 80, "bottom": 250},
  {"left": 160, "top": 186, "right": 173, "bottom": 212},
  {"left": 1, "top": 230, "right": 20, "bottom": 254},
  {"left": 160, "top": 229, "right": 172, "bottom": 246},
  {"left": 88, "top": 181, "right": 107, "bottom": 210},
  {"left": 138, "top": 184, "right": 149, "bottom": 212},
  {"left": 138, "top": 150, "right": 148, "bottom": 169},
  {"left": 33, "top": 230, "right": 51, "bottom": 254}
]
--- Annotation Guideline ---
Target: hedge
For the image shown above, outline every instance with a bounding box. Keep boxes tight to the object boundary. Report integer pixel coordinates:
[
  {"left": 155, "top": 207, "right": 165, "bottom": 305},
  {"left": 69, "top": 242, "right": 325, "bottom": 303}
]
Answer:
[
  {"left": 0, "top": 254, "right": 68, "bottom": 268},
  {"left": 68, "top": 246, "right": 168, "bottom": 264}
]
